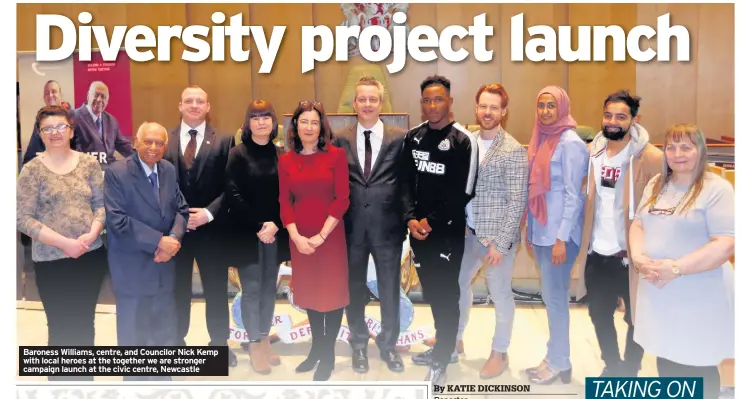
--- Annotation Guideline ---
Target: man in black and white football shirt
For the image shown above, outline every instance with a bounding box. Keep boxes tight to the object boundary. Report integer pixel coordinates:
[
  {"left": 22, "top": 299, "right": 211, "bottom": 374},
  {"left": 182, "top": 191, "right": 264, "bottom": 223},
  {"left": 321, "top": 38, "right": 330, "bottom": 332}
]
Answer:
[{"left": 401, "top": 75, "right": 478, "bottom": 386}]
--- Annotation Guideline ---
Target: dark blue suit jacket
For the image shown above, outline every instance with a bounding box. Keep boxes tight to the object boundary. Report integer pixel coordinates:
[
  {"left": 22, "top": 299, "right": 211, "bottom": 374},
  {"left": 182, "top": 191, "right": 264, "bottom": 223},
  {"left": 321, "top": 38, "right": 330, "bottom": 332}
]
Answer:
[
  {"left": 73, "top": 105, "right": 135, "bottom": 167},
  {"left": 104, "top": 153, "right": 189, "bottom": 296}
]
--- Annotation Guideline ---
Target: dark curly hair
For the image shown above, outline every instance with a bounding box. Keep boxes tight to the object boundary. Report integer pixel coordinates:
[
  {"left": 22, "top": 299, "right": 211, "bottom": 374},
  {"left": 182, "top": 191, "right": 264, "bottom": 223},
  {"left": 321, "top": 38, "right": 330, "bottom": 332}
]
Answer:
[{"left": 287, "top": 101, "right": 333, "bottom": 153}]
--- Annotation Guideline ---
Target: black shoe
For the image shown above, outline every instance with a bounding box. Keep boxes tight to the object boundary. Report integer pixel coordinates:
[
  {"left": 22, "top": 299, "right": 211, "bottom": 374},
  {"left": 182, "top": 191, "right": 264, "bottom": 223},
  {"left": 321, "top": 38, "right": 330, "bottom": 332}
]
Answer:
[
  {"left": 380, "top": 350, "right": 404, "bottom": 372},
  {"left": 412, "top": 348, "right": 459, "bottom": 366},
  {"left": 296, "top": 353, "right": 321, "bottom": 373},
  {"left": 425, "top": 362, "right": 447, "bottom": 386},
  {"left": 313, "top": 360, "right": 333, "bottom": 381},
  {"left": 352, "top": 348, "right": 369, "bottom": 373},
  {"left": 297, "top": 335, "right": 324, "bottom": 373},
  {"left": 228, "top": 348, "right": 238, "bottom": 368}
]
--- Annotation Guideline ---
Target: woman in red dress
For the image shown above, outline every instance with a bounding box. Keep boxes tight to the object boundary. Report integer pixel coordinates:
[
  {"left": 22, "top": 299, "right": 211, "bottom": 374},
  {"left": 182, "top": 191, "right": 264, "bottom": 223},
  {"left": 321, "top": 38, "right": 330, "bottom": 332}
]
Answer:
[{"left": 278, "top": 101, "right": 350, "bottom": 381}]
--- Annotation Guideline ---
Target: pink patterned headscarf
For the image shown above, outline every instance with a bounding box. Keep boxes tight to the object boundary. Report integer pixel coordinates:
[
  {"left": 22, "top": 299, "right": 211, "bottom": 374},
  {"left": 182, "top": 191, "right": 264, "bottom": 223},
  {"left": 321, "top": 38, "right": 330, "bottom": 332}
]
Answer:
[{"left": 526, "top": 86, "right": 577, "bottom": 226}]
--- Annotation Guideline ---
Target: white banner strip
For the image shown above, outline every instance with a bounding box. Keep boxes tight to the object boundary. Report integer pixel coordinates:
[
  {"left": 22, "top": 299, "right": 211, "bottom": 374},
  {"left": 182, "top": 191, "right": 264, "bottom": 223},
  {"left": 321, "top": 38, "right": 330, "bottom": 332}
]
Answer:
[{"left": 230, "top": 314, "right": 433, "bottom": 346}]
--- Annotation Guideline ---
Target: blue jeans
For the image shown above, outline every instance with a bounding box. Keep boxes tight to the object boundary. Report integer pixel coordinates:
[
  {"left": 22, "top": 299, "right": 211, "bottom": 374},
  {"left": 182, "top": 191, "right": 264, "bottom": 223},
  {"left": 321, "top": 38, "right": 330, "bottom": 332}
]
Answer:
[{"left": 532, "top": 240, "right": 579, "bottom": 371}]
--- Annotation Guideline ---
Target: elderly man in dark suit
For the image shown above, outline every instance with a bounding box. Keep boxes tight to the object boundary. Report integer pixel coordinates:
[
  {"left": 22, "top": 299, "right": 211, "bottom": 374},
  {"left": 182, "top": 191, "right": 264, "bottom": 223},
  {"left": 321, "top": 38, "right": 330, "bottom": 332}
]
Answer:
[
  {"left": 333, "top": 76, "right": 407, "bottom": 374},
  {"left": 73, "top": 81, "right": 135, "bottom": 167},
  {"left": 163, "top": 85, "right": 237, "bottom": 366},
  {"left": 104, "top": 121, "right": 189, "bottom": 381}
]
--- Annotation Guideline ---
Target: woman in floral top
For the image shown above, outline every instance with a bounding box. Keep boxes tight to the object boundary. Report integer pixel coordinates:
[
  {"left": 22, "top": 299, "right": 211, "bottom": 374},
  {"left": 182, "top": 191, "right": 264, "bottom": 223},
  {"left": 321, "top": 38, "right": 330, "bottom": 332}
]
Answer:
[{"left": 17, "top": 106, "right": 108, "bottom": 380}]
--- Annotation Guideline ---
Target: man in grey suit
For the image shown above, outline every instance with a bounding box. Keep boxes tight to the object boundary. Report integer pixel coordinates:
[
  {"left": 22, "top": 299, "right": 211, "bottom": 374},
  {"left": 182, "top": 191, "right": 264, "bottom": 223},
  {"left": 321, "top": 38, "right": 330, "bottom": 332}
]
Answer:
[
  {"left": 333, "top": 76, "right": 407, "bottom": 373},
  {"left": 104, "top": 122, "right": 189, "bottom": 381},
  {"left": 456, "top": 84, "right": 528, "bottom": 379},
  {"left": 73, "top": 81, "right": 135, "bottom": 167}
]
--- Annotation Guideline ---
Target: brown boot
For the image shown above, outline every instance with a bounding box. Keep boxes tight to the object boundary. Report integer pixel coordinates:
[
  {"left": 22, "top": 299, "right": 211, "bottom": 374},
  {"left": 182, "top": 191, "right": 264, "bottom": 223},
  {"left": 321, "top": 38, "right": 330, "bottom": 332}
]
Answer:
[
  {"left": 262, "top": 338, "right": 281, "bottom": 366},
  {"left": 480, "top": 351, "right": 509, "bottom": 379},
  {"left": 250, "top": 340, "right": 271, "bottom": 375}
]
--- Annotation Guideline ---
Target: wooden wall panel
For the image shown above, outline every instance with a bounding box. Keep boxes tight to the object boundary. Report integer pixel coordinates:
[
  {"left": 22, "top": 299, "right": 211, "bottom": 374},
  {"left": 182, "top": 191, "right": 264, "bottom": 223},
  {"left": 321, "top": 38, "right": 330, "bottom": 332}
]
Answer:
[
  {"left": 636, "top": 4, "right": 700, "bottom": 142},
  {"left": 385, "top": 4, "right": 439, "bottom": 126},
  {"left": 567, "top": 4, "right": 637, "bottom": 131},
  {"left": 436, "top": 4, "right": 502, "bottom": 125},
  {"left": 18, "top": 3, "right": 734, "bottom": 144},
  {"left": 250, "top": 3, "right": 315, "bottom": 119},
  {"left": 187, "top": 4, "right": 252, "bottom": 134},
  {"left": 501, "top": 4, "right": 569, "bottom": 145},
  {"left": 696, "top": 4, "right": 734, "bottom": 139},
  {"left": 125, "top": 4, "right": 189, "bottom": 131},
  {"left": 311, "top": 4, "right": 351, "bottom": 115}
]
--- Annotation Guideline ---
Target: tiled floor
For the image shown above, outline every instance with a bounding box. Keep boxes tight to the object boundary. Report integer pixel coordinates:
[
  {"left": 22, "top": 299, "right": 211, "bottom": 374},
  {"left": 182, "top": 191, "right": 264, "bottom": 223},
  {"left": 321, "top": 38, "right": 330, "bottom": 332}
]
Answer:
[{"left": 17, "top": 299, "right": 686, "bottom": 398}]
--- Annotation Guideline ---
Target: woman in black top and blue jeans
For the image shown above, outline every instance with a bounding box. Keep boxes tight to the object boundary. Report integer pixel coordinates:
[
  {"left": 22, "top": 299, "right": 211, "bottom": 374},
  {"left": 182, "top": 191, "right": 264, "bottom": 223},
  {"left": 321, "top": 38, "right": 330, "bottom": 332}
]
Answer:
[{"left": 224, "top": 100, "right": 290, "bottom": 375}]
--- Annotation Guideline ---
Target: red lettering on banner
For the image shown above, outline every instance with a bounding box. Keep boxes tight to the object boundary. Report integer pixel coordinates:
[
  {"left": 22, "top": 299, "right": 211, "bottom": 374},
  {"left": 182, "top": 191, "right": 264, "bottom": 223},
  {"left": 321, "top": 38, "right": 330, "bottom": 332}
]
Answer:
[
  {"left": 273, "top": 315, "right": 282, "bottom": 325},
  {"left": 290, "top": 331, "right": 298, "bottom": 341}
]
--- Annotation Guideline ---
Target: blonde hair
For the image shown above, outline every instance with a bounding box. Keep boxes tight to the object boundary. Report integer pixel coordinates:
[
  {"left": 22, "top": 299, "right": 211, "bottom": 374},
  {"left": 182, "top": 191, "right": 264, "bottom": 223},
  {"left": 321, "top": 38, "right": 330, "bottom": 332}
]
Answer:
[
  {"left": 641, "top": 123, "right": 708, "bottom": 214},
  {"left": 355, "top": 76, "right": 385, "bottom": 101}
]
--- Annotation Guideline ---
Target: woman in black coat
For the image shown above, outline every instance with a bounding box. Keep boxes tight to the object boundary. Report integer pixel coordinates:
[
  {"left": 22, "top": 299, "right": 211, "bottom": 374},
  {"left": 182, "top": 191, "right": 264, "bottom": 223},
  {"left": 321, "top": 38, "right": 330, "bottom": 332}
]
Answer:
[{"left": 224, "top": 99, "right": 290, "bottom": 375}]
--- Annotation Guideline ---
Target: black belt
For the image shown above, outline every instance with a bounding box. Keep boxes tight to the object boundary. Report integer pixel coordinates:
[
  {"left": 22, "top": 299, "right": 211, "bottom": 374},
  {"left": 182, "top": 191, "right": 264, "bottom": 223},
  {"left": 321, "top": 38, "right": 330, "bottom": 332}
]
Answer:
[
  {"left": 594, "top": 250, "right": 627, "bottom": 259},
  {"left": 468, "top": 226, "right": 476, "bottom": 236}
]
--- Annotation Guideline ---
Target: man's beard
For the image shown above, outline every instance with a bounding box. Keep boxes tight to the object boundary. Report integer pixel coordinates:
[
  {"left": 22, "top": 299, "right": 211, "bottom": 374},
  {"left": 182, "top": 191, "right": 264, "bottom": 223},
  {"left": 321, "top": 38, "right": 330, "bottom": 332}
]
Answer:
[
  {"left": 478, "top": 116, "right": 500, "bottom": 130},
  {"left": 602, "top": 126, "right": 629, "bottom": 141}
]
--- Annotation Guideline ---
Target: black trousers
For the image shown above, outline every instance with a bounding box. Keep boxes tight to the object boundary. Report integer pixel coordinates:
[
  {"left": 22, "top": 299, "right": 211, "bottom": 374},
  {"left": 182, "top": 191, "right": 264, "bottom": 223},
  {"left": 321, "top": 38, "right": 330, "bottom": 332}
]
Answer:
[
  {"left": 173, "top": 233, "right": 230, "bottom": 346},
  {"left": 657, "top": 357, "right": 720, "bottom": 399},
  {"left": 34, "top": 246, "right": 108, "bottom": 381},
  {"left": 238, "top": 241, "right": 280, "bottom": 340},
  {"left": 410, "top": 227, "right": 465, "bottom": 368},
  {"left": 346, "top": 240, "right": 403, "bottom": 353},
  {"left": 584, "top": 252, "right": 644, "bottom": 373}
]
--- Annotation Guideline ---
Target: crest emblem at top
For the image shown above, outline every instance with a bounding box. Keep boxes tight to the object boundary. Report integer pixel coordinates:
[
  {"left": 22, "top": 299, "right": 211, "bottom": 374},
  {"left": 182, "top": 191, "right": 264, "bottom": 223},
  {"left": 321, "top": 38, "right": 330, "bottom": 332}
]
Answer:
[{"left": 438, "top": 139, "right": 450, "bottom": 151}]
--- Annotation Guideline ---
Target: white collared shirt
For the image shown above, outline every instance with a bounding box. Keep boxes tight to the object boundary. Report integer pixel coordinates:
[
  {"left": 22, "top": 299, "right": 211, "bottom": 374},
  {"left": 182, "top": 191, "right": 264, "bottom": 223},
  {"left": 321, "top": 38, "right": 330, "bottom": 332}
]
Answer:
[
  {"left": 356, "top": 119, "right": 383, "bottom": 173},
  {"left": 179, "top": 120, "right": 207, "bottom": 156}
]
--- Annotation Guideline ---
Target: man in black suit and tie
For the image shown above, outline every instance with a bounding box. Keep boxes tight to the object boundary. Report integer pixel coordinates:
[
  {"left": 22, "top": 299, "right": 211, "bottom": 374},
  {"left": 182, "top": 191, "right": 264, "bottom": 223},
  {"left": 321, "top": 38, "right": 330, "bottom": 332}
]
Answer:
[
  {"left": 333, "top": 76, "right": 407, "bottom": 373},
  {"left": 163, "top": 85, "right": 237, "bottom": 366},
  {"left": 104, "top": 122, "right": 189, "bottom": 381},
  {"left": 73, "top": 81, "right": 135, "bottom": 167}
]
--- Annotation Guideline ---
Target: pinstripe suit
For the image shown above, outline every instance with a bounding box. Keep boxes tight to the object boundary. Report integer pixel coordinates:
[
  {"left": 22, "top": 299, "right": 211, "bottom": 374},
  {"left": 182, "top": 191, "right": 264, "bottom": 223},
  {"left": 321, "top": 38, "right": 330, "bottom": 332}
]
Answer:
[{"left": 458, "top": 128, "right": 529, "bottom": 353}]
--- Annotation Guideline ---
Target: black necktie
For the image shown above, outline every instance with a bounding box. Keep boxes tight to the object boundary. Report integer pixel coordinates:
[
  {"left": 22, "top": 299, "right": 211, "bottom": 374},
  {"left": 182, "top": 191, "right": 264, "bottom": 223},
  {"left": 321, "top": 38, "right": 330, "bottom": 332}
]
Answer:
[
  {"left": 184, "top": 129, "right": 198, "bottom": 169},
  {"left": 363, "top": 130, "right": 373, "bottom": 180}
]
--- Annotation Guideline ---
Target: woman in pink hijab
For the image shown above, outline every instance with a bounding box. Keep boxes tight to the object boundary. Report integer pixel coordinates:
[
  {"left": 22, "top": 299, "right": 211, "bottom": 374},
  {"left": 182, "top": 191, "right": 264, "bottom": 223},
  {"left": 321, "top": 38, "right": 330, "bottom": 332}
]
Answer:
[{"left": 524, "top": 85, "right": 589, "bottom": 385}]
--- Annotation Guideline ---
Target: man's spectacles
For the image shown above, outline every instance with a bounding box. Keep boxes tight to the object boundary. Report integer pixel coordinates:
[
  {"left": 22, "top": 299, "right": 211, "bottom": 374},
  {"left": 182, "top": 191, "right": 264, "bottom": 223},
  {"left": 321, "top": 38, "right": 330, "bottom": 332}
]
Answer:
[{"left": 40, "top": 124, "right": 70, "bottom": 134}]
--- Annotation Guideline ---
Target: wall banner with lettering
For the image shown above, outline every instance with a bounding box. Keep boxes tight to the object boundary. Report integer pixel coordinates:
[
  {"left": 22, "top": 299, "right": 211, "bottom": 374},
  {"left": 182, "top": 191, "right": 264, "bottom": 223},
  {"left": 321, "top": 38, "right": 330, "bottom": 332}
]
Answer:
[{"left": 17, "top": 49, "right": 133, "bottom": 160}]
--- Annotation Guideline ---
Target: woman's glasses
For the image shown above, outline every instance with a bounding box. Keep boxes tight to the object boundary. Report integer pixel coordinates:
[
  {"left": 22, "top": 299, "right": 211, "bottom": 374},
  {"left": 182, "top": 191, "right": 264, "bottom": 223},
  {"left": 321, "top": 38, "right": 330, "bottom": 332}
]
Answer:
[
  {"left": 39, "top": 124, "right": 70, "bottom": 134},
  {"left": 648, "top": 183, "right": 689, "bottom": 216}
]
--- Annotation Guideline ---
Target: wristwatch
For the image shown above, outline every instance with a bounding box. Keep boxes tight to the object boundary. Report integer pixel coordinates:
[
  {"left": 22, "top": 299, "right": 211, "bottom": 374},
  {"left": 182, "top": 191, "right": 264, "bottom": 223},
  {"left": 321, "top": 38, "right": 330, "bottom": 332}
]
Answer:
[{"left": 671, "top": 261, "right": 681, "bottom": 276}]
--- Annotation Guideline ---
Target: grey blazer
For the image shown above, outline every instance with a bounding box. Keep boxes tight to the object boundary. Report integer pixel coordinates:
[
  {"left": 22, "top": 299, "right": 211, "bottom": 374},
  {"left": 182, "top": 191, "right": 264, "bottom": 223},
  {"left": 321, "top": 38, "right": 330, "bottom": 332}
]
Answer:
[{"left": 470, "top": 129, "right": 529, "bottom": 254}]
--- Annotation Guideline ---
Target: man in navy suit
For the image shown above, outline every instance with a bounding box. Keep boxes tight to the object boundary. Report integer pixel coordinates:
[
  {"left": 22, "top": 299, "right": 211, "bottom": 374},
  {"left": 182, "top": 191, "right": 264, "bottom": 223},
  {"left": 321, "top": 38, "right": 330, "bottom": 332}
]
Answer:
[
  {"left": 74, "top": 81, "right": 135, "bottom": 168},
  {"left": 104, "top": 121, "right": 189, "bottom": 381}
]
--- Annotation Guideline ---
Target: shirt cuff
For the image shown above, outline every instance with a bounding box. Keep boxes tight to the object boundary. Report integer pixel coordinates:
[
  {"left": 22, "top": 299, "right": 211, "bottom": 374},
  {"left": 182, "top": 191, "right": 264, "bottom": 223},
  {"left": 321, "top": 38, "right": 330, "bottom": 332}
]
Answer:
[
  {"left": 205, "top": 209, "right": 214, "bottom": 223},
  {"left": 556, "top": 224, "right": 572, "bottom": 243}
]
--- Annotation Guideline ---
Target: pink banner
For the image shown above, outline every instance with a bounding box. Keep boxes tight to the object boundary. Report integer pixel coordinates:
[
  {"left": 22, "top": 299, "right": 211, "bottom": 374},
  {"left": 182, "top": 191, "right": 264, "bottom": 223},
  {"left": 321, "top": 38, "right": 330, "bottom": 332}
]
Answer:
[{"left": 73, "top": 50, "right": 133, "bottom": 137}]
